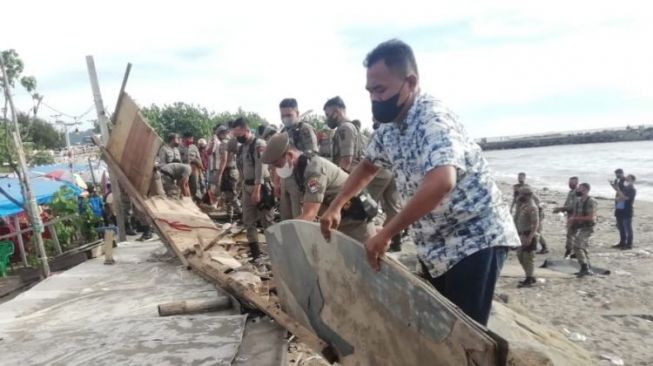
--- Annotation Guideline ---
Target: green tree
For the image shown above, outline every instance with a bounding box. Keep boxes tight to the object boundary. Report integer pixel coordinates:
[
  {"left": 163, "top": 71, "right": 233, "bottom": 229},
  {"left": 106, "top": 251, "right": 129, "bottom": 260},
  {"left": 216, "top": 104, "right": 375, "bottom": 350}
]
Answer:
[
  {"left": 142, "top": 103, "right": 268, "bottom": 139},
  {"left": 302, "top": 112, "right": 327, "bottom": 131}
]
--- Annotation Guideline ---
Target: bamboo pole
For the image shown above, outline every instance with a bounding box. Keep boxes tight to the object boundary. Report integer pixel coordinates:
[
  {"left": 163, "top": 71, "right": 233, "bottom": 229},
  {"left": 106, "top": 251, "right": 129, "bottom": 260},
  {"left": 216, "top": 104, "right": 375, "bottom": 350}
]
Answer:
[{"left": 0, "top": 57, "right": 50, "bottom": 277}]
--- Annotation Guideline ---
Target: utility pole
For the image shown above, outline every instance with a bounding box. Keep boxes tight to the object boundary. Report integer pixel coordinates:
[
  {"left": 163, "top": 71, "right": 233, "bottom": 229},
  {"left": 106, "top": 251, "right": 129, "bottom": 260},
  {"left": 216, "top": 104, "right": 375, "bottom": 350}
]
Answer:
[
  {"left": 0, "top": 57, "right": 50, "bottom": 277},
  {"left": 85, "top": 56, "right": 127, "bottom": 242}
]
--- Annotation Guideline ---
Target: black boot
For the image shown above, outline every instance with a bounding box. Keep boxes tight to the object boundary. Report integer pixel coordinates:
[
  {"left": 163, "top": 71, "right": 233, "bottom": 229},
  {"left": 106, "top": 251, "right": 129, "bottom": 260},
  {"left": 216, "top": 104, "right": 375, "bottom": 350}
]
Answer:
[
  {"left": 248, "top": 242, "right": 261, "bottom": 261},
  {"left": 137, "top": 226, "right": 153, "bottom": 241},
  {"left": 575, "top": 264, "right": 594, "bottom": 277},
  {"left": 518, "top": 277, "right": 536, "bottom": 287},
  {"left": 621, "top": 243, "right": 633, "bottom": 250},
  {"left": 612, "top": 242, "right": 625, "bottom": 249},
  {"left": 388, "top": 235, "right": 402, "bottom": 252},
  {"left": 563, "top": 249, "right": 571, "bottom": 258},
  {"left": 125, "top": 221, "right": 137, "bottom": 236}
]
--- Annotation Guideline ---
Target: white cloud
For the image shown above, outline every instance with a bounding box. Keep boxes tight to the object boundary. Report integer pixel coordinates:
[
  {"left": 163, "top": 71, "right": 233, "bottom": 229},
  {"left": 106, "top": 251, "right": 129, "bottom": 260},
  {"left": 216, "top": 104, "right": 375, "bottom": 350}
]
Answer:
[{"left": 3, "top": 0, "right": 652, "bottom": 137}]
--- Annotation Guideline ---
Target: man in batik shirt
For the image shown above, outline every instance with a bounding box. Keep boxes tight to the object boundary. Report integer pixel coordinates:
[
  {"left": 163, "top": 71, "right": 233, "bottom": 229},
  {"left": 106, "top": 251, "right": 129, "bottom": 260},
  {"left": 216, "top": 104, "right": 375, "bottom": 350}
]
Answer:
[{"left": 320, "top": 39, "right": 519, "bottom": 325}]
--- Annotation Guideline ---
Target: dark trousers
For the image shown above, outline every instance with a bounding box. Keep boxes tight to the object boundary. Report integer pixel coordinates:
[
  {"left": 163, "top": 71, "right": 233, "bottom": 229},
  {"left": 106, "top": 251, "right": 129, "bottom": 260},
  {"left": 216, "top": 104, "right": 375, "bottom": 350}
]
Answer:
[
  {"left": 420, "top": 246, "right": 507, "bottom": 326},
  {"left": 616, "top": 215, "right": 633, "bottom": 246}
]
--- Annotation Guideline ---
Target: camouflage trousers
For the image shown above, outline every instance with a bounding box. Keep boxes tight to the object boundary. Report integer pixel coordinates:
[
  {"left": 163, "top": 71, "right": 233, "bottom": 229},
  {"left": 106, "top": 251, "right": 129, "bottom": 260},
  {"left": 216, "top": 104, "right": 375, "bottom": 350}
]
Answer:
[
  {"left": 242, "top": 185, "right": 274, "bottom": 243},
  {"left": 338, "top": 218, "right": 375, "bottom": 244},
  {"left": 572, "top": 228, "right": 593, "bottom": 266}
]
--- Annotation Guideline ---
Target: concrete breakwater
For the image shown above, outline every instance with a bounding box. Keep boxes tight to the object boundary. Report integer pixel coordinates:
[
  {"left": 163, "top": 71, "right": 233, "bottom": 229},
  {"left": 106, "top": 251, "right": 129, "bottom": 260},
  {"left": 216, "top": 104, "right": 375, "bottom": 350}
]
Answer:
[{"left": 479, "top": 125, "right": 653, "bottom": 150}]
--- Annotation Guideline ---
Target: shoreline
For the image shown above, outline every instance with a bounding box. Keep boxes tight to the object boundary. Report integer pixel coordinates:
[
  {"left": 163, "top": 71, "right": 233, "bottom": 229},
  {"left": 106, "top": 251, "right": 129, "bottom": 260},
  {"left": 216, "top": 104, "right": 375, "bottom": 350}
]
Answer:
[{"left": 493, "top": 178, "right": 653, "bottom": 366}]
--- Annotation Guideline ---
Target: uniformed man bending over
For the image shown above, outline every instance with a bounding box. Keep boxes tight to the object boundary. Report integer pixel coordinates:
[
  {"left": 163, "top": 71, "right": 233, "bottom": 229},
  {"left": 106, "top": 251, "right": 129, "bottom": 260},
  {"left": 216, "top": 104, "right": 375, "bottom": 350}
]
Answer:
[
  {"left": 231, "top": 117, "right": 274, "bottom": 261},
  {"left": 262, "top": 133, "right": 376, "bottom": 244}
]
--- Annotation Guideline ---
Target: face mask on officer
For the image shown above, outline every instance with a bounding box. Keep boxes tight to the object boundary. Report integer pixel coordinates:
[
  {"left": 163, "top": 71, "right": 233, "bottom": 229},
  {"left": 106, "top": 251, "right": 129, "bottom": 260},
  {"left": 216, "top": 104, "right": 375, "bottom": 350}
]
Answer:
[
  {"left": 372, "top": 80, "right": 409, "bottom": 123},
  {"left": 236, "top": 130, "right": 249, "bottom": 144},
  {"left": 276, "top": 153, "right": 294, "bottom": 179},
  {"left": 282, "top": 117, "right": 297, "bottom": 128}
]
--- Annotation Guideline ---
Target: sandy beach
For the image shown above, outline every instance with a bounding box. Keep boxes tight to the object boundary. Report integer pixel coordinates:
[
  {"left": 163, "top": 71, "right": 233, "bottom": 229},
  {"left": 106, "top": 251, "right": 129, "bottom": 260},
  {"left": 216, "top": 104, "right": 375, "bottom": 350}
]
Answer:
[{"left": 494, "top": 181, "right": 653, "bottom": 366}]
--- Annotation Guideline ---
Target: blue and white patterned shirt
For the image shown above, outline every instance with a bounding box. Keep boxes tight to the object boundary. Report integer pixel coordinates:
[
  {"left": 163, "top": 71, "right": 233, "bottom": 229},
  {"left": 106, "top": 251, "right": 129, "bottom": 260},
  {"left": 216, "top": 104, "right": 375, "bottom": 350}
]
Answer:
[{"left": 366, "top": 93, "right": 519, "bottom": 277}]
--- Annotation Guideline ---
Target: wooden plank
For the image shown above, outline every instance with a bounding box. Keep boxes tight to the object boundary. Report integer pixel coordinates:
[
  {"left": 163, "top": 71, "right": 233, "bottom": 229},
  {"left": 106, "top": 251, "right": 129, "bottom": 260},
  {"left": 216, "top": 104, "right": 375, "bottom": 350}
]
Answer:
[
  {"left": 186, "top": 255, "right": 338, "bottom": 363},
  {"left": 265, "top": 220, "right": 507, "bottom": 366},
  {"left": 106, "top": 93, "right": 162, "bottom": 196}
]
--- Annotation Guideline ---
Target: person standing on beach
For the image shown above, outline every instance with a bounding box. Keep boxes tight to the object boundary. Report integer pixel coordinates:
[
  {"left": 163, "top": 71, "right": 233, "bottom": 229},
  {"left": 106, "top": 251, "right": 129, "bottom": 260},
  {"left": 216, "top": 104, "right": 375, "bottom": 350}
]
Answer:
[
  {"left": 511, "top": 172, "right": 549, "bottom": 254},
  {"left": 569, "top": 183, "right": 597, "bottom": 277},
  {"left": 319, "top": 39, "right": 520, "bottom": 325},
  {"left": 554, "top": 176, "right": 579, "bottom": 258},
  {"left": 515, "top": 186, "right": 539, "bottom": 287},
  {"left": 613, "top": 174, "right": 637, "bottom": 250}
]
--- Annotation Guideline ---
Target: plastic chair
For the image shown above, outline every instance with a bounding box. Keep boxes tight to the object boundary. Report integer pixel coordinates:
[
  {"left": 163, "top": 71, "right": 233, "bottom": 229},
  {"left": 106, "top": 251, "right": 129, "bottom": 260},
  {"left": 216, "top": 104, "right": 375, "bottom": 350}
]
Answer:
[{"left": 0, "top": 241, "right": 15, "bottom": 277}]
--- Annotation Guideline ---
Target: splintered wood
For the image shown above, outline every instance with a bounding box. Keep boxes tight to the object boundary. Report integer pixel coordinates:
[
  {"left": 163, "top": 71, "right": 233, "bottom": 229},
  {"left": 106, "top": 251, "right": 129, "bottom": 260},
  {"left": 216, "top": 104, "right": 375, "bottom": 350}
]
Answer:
[{"left": 100, "top": 93, "right": 337, "bottom": 364}]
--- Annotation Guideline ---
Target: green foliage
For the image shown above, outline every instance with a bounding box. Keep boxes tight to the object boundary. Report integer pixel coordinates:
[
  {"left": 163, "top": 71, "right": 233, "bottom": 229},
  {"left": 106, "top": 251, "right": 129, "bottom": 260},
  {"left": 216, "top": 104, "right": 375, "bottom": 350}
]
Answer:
[
  {"left": 20, "top": 114, "right": 65, "bottom": 150},
  {"left": 31, "top": 151, "right": 54, "bottom": 166},
  {"left": 49, "top": 187, "right": 100, "bottom": 248},
  {"left": 142, "top": 103, "right": 268, "bottom": 139},
  {"left": 303, "top": 113, "right": 327, "bottom": 131}
]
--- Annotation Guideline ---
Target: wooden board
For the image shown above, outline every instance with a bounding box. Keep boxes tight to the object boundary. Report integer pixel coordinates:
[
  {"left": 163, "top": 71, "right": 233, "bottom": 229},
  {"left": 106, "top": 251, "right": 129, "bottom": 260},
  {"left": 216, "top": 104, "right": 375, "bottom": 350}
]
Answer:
[
  {"left": 100, "top": 94, "right": 337, "bottom": 363},
  {"left": 265, "top": 220, "right": 507, "bottom": 366},
  {"left": 106, "top": 93, "right": 162, "bottom": 196}
]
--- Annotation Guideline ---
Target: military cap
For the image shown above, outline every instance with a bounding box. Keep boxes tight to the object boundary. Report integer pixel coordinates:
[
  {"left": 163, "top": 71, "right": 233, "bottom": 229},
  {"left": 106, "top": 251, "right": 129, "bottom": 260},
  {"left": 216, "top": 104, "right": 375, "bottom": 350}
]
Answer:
[
  {"left": 261, "top": 133, "right": 290, "bottom": 164},
  {"left": 216, "top": 125, "right": 228, "bottom": 134}
]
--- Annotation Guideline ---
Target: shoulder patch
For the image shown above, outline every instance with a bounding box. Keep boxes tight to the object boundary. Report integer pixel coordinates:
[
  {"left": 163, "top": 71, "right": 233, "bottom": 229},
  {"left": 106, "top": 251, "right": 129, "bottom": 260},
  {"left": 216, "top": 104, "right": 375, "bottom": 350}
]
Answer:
[{"left": 306, "top": 177, "right": 319, "bottom": 194}]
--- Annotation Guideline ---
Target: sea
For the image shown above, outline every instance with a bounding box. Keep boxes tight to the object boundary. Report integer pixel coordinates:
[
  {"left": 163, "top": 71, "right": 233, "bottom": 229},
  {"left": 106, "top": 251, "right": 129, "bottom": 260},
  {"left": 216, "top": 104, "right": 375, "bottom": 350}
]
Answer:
[{"left": 482, "top": 140, "right": 653, "bottom": 202}]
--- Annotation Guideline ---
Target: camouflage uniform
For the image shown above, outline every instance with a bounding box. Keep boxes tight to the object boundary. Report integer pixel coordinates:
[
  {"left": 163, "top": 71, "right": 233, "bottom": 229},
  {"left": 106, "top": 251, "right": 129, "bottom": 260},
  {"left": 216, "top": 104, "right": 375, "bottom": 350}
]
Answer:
[
  {"left": 226, "top": 137, "right": 242, "bottom": 216},
  {"left": 220, "top": 136, "right": 240, "bottom": 220},
  {"left": 512, "top": 183, "right": 548, "bottom": 252},
  {"left": 279, "top": 122, "right": 317, "bottom": 220},
  {"left": 572, "top": 196, "right": 597, "bottom": 267},
  {"left": 159, "top": 163, "right": 191, "bottom": 198},
  {"left": 181, "top": 143, "right": 204, "bottom": 201},
  {"left": 515, "top": 197, "right": 539, "bottom": 278},
  {"left": 562, "top": 189, "right": 578, "bottom": 251},
  {"left": 238, "top": 136, "right": 273, "bottom": 250}
]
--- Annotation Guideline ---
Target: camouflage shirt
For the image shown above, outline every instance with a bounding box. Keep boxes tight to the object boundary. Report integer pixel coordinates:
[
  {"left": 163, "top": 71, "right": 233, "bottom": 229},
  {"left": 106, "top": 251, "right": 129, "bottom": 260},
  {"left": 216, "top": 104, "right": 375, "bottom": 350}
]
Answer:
[{"left": 365, "top": 93, "right": 520, "bottom": 277}]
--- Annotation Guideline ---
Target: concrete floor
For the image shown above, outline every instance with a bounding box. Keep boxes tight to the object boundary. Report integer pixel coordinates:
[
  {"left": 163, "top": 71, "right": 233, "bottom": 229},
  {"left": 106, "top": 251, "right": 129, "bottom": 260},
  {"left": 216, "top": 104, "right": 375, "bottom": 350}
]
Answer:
[{"left": 0, "top": 240, "right": 283, "bottom": 366}]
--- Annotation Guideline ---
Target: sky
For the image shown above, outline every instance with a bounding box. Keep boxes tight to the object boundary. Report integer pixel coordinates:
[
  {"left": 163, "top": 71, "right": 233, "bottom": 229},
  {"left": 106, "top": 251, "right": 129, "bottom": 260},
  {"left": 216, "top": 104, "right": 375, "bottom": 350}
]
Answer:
[{"left": 3, "top": 0, "right": 652, "bottom": 138}]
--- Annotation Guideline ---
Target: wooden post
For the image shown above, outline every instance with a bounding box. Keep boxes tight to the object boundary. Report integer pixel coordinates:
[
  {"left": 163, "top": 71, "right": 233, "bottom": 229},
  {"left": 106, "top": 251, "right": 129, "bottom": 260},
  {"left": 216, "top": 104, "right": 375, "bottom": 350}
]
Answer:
[
  {"left": 0, "top": 57, "right": 50, "bottom": 277},
  {"left": 13, "top": 216, "right": 27, "bottom": 266},
  {"left": 103, "top": 229, "right": 115, "bottom": 265},
  {"left": 158, "top": 298, "right": 231, "bottom": 316},
  {"left": 85, "top": 56, "right": 127, "bottom": 242},
  {"left": 47, "top": 224, "right": 63, "bottom": 255}
]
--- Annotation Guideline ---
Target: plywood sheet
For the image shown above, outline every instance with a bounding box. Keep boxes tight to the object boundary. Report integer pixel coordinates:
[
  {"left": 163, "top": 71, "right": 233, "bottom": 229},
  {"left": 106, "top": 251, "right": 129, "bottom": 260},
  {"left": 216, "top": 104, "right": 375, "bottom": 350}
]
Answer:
[
  {"left": 107, "top": 93, "right": 162, "bottom": 196},
  {"left": 265, "top": 220, "right": 505, "bottom": 366}
]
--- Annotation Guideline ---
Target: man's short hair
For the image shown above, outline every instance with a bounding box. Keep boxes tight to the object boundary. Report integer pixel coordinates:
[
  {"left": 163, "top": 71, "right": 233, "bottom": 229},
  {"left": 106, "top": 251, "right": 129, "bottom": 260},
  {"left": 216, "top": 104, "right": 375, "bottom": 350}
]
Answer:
[
  {"left": 518, "top": 172, "right": 526, "bottom": 176},
  {"left": 363, "top": 39, "right": 419, "bottom": 78},
  {"left": 323, "top": 96, "right": 346, "bottom": 110},
  {"left": 279, "top": 98, "right": 298, "bottom": 109},
  {"left": 627, "top": 174, "right": 636, "bottom": 182},
  {"left": 570, "top": 176, "right": 579, "bottom": 181},
  {"left": 182, "top": 131, "right": 193, "bottom": 139},
  {"left": 231, "top": 117, "right": 249, "bottom": 129},
  {"left": 615, "top": 168, "right": 624, "bottom": 174},
  {"left": 166, "top": 132, "right": 179, "bottom": 143},
  {"left": 580, "top": 183, "right": 591, "bottom": 191}
]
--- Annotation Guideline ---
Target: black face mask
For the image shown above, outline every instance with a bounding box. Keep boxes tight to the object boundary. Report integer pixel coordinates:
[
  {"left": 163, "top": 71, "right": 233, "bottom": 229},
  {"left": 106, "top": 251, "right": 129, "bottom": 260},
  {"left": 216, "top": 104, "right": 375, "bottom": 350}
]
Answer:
[
  {"left": 326, "top": 116, "right": 338, "bottom": 129},
  {"left": 372, "top": 83, "right": 407, "bottom": 123},
  {"left": 236, "top": 135, "right": 248, "bottom": 144},
  {"left": 575, "top": 191, "right": 583, "bottom": 197}
]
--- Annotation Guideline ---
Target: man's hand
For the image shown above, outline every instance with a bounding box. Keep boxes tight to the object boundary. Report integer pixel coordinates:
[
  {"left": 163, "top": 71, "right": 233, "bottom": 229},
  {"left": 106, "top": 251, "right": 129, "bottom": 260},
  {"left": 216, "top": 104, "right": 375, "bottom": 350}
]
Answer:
[
  {"left": 319, "top": 207, "right": 342, "bottom": 241},
  {"left": 365, "top": 232, "right": 391, "bottom": 272},
  {"left": 250, "top": 189, "right": 261, "bottom": 205}
]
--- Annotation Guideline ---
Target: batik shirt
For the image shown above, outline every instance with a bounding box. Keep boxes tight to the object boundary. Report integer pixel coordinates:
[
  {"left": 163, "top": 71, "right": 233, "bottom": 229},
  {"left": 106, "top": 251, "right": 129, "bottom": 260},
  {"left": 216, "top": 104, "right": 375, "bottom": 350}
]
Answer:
[{"left": 365, "top": 93, "right": 519, "bottom": 277}]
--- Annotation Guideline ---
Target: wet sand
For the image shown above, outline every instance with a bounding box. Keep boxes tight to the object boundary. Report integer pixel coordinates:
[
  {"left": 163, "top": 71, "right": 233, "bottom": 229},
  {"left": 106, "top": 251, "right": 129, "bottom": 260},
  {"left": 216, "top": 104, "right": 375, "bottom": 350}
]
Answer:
[{"left": 495, "top": 181, "right": 653, "bottom": 366}]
